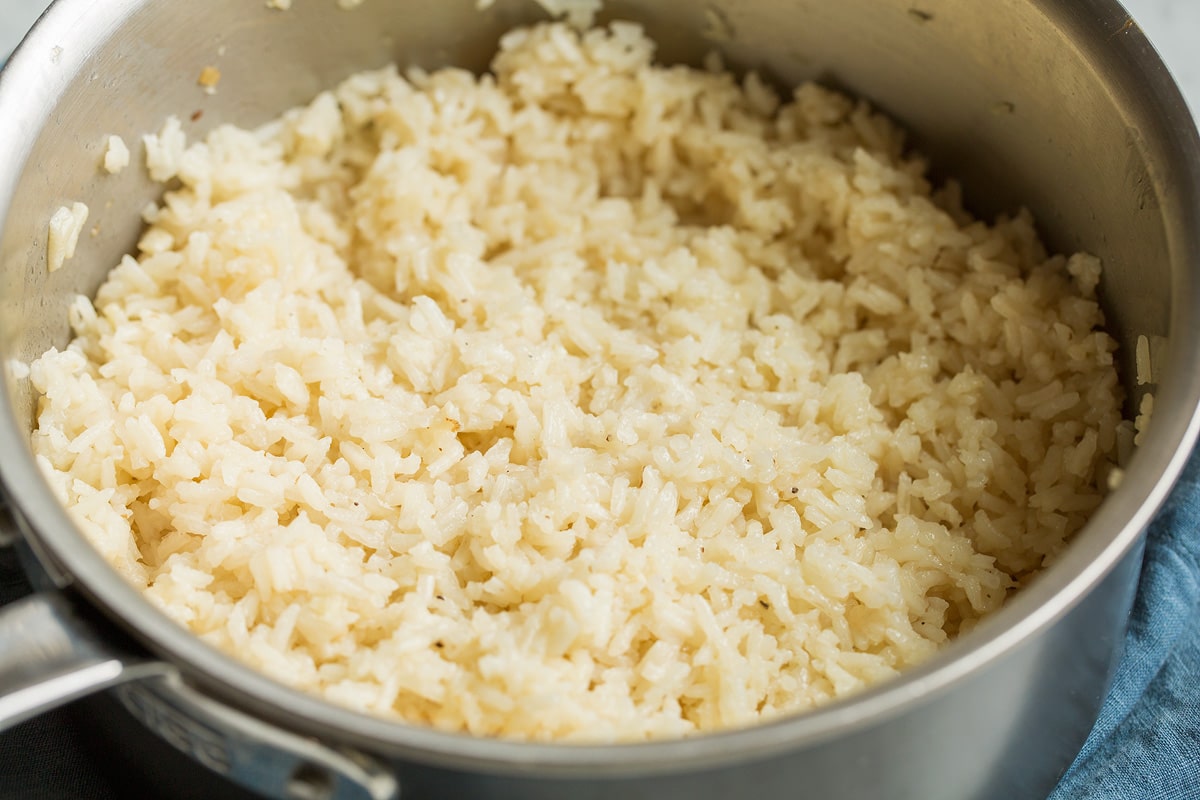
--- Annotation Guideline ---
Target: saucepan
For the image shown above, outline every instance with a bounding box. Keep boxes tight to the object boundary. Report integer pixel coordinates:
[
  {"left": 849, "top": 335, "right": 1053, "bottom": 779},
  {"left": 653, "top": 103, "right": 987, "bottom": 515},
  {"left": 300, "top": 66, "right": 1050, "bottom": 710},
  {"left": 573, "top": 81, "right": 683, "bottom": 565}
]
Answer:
[{"left": 1, "top": 0, "right": 1199, "bottom": 798}]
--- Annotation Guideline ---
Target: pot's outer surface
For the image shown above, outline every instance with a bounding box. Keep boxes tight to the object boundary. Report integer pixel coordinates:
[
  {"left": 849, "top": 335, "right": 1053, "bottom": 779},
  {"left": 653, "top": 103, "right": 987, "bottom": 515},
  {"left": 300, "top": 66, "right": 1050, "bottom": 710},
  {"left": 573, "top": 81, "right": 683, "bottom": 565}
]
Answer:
[{"left": 1, "top": 1, "right": 1199, "bottom": 799}]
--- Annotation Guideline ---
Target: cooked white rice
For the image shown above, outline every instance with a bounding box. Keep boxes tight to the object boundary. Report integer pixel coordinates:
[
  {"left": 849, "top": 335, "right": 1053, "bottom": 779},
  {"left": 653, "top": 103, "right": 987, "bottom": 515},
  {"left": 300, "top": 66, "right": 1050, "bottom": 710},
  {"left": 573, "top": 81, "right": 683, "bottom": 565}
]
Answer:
[
  {"left": 103, "top": 135, "right": 131, "bottom": 175},
  {"left": 46, "top": 201, "right": 89, "bottom": 273},
  {"left": 478, "top": 0, "right": 602, "bottom": 28},
  {"left": 30, "top": 22, "right": 1124, "bottom": 741}
]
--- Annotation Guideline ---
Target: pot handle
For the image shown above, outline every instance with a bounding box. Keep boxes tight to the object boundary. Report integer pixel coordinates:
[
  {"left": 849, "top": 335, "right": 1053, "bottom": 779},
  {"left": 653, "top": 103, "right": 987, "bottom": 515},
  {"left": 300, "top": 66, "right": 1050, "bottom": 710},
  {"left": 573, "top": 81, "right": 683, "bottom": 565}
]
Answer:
[
  {"left": 0, "top": 481, "right": 166, "bottom": 730},
  {"left": 0, "top": 590, "right": 169, "bottom": 730},
  {"left": 115, "top": 678, "right": 403, "bottom": 800},
  {"left": 0, "top": 506, "right": 399, "bottom": 800}
]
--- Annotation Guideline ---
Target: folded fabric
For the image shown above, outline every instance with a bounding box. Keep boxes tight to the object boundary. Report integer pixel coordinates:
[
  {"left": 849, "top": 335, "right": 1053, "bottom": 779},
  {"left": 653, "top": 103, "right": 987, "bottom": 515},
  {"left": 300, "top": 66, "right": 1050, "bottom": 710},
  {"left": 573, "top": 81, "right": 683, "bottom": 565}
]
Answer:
[{"left": 1050, "top": 445, "right": 1200, "bottom": 800}]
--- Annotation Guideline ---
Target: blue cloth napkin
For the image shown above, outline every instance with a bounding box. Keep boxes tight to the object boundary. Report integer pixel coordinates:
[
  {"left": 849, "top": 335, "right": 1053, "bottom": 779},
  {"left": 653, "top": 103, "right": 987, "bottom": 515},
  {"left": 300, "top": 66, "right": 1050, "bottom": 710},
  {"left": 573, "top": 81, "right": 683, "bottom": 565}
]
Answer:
[{"left": 1050, "top": 445, "right": 1200, "bottom": 800}]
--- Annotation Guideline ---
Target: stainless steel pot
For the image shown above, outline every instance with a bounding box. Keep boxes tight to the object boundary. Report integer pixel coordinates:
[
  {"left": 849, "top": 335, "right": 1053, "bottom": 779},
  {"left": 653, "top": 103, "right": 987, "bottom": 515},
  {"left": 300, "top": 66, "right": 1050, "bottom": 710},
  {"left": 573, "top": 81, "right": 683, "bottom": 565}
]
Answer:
[{"left": 1, "top": 1, "right": 1198, "bottom": 798}]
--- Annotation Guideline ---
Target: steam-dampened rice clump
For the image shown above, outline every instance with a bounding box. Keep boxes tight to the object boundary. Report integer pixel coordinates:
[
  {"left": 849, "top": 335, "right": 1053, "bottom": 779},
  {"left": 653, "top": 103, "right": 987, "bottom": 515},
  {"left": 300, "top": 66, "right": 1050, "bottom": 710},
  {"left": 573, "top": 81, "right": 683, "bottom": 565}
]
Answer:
[{"left": 30, "top": 22, "right": 1124, "bottom": 741}]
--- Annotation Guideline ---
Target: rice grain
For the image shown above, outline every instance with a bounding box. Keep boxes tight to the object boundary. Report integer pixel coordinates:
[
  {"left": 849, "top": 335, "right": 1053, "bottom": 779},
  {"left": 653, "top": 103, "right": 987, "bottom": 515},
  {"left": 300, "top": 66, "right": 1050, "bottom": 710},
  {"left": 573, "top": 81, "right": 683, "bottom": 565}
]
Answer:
[{"left": 30, "top": 22, "right": 1125, "bottom": 742}]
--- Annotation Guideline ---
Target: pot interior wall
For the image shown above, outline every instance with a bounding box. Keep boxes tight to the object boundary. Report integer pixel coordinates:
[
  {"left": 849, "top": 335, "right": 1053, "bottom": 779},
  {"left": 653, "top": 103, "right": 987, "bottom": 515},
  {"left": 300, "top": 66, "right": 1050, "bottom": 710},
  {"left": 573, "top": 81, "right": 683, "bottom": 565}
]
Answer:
[
  {"left": 0, "top": 0, "right": 1177, "bottom": 437},
  {"left": 0, "top": 1, "right": 1195, "bottom": 797}
]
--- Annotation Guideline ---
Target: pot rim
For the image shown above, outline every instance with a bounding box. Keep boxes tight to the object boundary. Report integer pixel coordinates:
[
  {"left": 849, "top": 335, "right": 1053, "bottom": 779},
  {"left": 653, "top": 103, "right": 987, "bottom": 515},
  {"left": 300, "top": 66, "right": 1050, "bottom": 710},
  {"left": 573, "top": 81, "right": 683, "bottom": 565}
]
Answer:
[{"left": 1, "top": 0, "right": 1199, "bottom": 777}]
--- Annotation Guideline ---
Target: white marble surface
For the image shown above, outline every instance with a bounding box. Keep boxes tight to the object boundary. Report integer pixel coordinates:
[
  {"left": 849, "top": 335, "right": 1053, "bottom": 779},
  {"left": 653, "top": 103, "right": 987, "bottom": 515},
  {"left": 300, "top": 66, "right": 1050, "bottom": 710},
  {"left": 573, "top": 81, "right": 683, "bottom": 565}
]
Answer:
[{"left": 2, "top": 0, "right": 1199, "bottom": 112}]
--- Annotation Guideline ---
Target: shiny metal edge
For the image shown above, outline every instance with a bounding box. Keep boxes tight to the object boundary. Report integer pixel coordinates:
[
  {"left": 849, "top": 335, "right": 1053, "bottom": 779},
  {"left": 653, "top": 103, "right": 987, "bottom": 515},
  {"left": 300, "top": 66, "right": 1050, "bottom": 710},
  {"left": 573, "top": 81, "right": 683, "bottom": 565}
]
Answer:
[{"left": 0, "top": 0, "right": 1198, "bottom": 776}]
